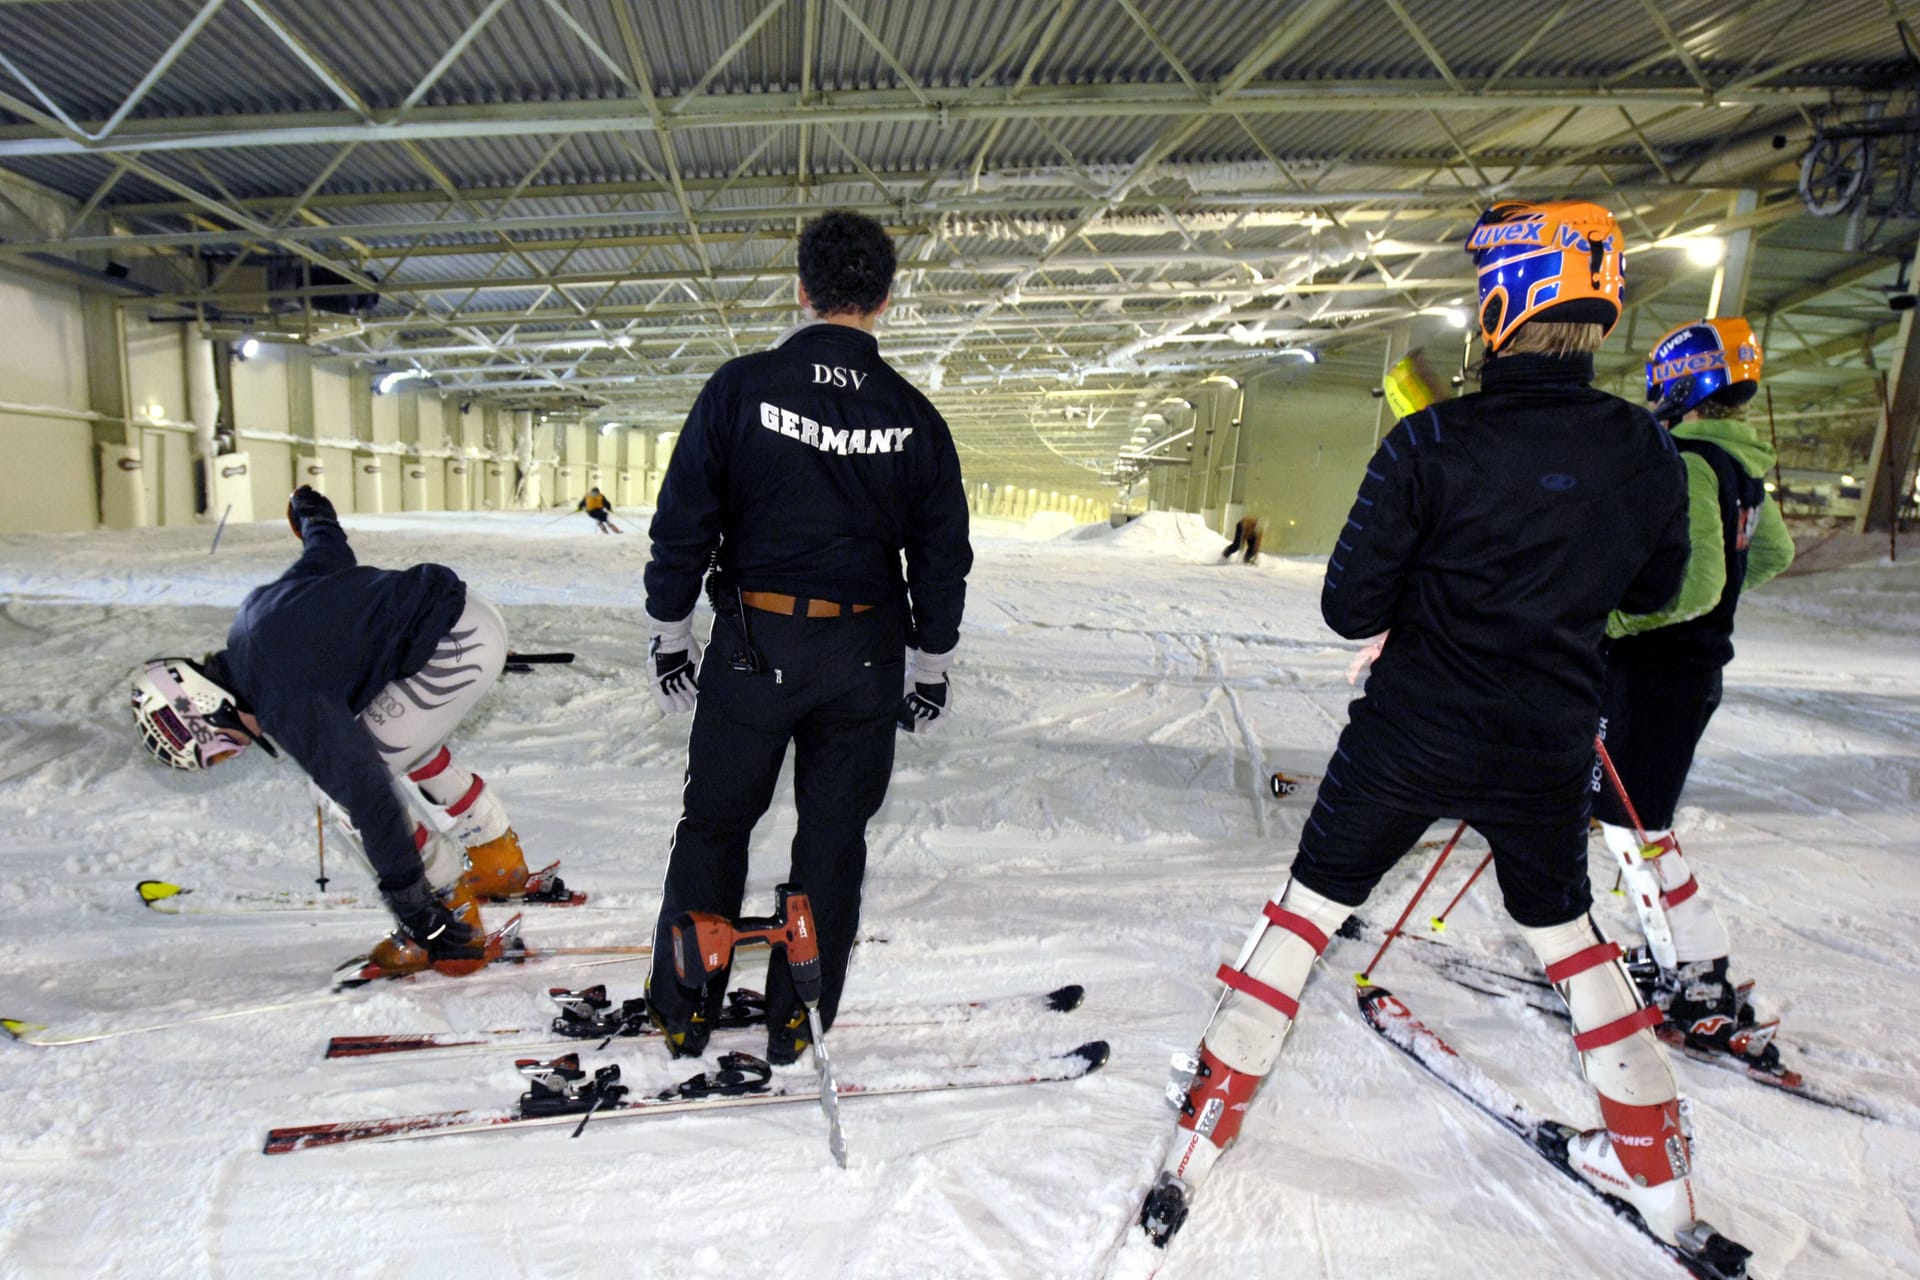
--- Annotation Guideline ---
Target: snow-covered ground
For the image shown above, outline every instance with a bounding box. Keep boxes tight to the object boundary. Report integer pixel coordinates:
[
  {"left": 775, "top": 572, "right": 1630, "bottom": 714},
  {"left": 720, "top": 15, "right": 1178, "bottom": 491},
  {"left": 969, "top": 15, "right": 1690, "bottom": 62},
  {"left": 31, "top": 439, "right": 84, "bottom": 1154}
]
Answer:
[{"left": 2, "top": 508, "right": 1916, "bottom": 1280}]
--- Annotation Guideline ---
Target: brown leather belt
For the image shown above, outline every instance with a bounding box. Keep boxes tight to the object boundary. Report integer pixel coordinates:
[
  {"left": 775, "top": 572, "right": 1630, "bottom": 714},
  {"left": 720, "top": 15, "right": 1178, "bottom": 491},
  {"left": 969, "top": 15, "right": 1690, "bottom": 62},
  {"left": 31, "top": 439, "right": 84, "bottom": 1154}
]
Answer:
[{"left": 740, "top": 590, "right": 874, "bottom": 618}]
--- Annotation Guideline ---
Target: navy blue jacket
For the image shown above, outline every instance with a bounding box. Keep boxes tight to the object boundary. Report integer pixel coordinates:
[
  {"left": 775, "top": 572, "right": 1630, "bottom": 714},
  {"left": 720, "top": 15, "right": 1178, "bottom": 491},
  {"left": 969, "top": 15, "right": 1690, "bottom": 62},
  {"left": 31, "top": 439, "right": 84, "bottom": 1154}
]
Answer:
[
  {"left": 209, "top": 514, "right": 466, "bottom": 891},
  {"left": 1325, "top": 352, "right": 1690, "bottom": 768},
  {"left": 644, "top": 323, "right": 972, "bottom": 654}
]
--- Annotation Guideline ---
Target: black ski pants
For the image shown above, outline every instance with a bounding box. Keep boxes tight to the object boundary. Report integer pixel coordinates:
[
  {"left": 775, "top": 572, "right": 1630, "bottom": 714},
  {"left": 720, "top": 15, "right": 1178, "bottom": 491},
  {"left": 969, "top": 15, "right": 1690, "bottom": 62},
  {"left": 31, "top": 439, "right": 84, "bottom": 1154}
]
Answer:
[
  {"left": 647, "top": 599, "right": 905, "bottom": 1032},
  {"left": 1592, "top": 663, "right": 1723, "bottom": 832},
  {"left": 1290, "top": 718, "right": 1594, "bottom": 929}
]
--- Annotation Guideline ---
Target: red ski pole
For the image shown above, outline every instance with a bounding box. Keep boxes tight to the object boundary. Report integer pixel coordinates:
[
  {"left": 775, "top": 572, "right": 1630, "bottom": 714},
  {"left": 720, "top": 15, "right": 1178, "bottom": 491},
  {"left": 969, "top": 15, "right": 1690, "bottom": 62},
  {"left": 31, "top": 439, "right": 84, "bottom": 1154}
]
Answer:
[
  {"left": 1358, "top": 820, "right": 1467, "bottom": 984},
  {"left": 1592, "top": 735, "right": 1650, "bottom": 845},
  {"left": 1428, "top": 849, "right": 1494, "bottom": 933}
]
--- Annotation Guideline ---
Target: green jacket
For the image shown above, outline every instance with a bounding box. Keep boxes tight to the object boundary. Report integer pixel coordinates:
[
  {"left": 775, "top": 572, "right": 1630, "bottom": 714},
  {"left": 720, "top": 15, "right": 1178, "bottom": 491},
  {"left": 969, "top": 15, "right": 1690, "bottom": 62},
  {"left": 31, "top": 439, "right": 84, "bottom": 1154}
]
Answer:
[{"left": 1607, "top": 416, "right": 1794, "bottom": 639}]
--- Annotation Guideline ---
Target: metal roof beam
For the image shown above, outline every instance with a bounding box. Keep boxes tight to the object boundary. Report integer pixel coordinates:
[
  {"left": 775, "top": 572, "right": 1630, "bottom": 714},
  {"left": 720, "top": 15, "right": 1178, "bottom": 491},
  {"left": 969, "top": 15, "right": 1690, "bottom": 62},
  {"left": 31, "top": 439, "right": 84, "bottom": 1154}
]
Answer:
[{"left": 0, "top": 80, "right": 1864, "bottom": 158}]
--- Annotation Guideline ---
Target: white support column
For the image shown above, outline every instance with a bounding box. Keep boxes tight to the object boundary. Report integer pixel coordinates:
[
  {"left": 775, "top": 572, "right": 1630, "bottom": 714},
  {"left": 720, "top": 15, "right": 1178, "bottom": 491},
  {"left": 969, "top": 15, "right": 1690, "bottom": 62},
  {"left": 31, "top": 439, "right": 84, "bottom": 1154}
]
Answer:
[{"left": 1707, "top": 189, "right": 1759, "bottom": 319}]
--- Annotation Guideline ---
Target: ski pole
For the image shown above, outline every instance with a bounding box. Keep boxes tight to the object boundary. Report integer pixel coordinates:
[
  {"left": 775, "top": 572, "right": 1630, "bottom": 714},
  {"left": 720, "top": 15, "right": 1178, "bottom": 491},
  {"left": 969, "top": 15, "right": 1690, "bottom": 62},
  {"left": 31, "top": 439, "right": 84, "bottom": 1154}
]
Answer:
[
  {"left": 209, "top": 503, "right": 233, "bottom": 554},
  {"left": 1592, "top": 736, "right": 1649, "bottom": 845},
  {"left": 1429, "top": 849, "right": 1494, "bottom": 932},
  {"left": 1358, "top": 820, "right": 1467, "bottom": 984},
  {"left": 504, "top": 650, "right": 576, "bottom": 674},
  {"left": 314, "top": 805, "right": 330, "bottom": 892}
]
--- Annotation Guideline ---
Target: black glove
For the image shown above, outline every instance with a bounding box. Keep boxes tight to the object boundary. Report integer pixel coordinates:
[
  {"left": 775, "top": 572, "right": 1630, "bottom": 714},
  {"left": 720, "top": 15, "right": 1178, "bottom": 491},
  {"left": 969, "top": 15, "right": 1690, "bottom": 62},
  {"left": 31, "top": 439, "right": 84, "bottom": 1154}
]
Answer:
[
  {"left": 287, "top": 485, "right": 337, "bottom": 540},
  {"left": 382, "top": 878, "right": 482, "bottom": 960}
]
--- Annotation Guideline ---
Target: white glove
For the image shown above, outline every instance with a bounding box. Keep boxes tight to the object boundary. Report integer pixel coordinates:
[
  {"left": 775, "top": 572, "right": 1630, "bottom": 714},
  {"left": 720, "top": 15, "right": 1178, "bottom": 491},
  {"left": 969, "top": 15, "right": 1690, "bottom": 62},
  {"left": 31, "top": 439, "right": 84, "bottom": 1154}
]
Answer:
[
  {"left": 1347, "top": 631, "right": 1388, "bottom": 686},
  {"left": 647, "top": 611, "right": 702, "bottom": 714},
  {"left": 897, "top": 647, "right": 954, "bottom": 734}
]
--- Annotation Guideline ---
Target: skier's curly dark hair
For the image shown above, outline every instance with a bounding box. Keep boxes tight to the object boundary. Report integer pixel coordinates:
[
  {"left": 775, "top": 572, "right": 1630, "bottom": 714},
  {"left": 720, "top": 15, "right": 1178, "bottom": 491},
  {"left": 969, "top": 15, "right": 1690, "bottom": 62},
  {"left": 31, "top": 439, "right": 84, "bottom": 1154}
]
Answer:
[{"left": 796, "top": 210, "right": 896, "bottom": 317}]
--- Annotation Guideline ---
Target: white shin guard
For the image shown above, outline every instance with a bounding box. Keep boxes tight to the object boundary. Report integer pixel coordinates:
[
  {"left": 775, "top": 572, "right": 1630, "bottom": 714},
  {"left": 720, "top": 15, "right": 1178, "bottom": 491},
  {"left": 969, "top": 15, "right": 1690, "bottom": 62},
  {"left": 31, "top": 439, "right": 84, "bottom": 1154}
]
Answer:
[
  {"left": 1160, "top": 880, "right": 1352, "bottom": 1188},
  {"left": 1600, "top": 824, "right": 1730, "bottom": 968},
  {"left": 1203, "top": 879, "right": 1352, "bottom": 1076},
  {"left": 1521, "top": 914, "right": 1676, "bottom": 1108},
  {"left": 408, "top": 747, "right": 512, "bottom": 850}
]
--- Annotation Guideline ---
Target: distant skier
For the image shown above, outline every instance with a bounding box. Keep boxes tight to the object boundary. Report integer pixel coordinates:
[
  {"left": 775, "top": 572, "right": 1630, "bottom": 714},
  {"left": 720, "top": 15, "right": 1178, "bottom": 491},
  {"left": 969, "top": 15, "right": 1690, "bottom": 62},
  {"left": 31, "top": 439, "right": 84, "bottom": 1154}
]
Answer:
[
  {"left": 640, "top": 209, "right": 972, "bottom": 1067},
  {"left": 577, "top": 487, "right": 622, "bottom": 534},
  {"left": 1595, "top": 317, "right": 1795, "bottom": 1067},
  {"left": 1139, "top": 201, "right": 1727, "bottom": 1259},
  {"left": 130, "top": 485, "right": 556, "bottom": 975},
  {"left": 1219, "top": 514, "right": 1263, "bottom": 564}
]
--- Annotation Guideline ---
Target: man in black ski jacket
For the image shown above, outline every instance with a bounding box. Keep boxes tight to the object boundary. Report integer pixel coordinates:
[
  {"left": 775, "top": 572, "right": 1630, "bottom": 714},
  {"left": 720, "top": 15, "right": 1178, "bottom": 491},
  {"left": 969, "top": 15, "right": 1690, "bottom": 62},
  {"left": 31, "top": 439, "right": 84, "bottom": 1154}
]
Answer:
[{"left": 641, "top": 209, "right": 972, "bottom": 1065}]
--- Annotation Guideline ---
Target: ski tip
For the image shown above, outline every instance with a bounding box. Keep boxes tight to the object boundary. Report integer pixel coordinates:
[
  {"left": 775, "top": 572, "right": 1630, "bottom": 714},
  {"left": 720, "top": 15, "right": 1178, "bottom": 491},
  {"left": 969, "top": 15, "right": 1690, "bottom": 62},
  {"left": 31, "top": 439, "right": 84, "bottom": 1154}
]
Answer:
[
  {"left": 1046, "top": 984, "right": 1085, "bottom": 1012},
  {"left": 3, "top": 1017, "right": 49, "bottom": 1042},
  {"left": 1067, "top": 1040, "right": 1111, "bottom": 1073},
  {"left": 135, "top": 879, "right": 187, "bottom": 908}
]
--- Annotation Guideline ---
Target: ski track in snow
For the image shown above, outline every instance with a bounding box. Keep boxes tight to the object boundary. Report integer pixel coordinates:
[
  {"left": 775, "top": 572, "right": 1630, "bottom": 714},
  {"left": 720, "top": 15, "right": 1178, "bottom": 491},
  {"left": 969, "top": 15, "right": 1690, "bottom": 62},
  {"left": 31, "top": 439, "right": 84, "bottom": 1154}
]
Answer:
[{"left": 2, "top": 510, "right": 1918, "bottom": 1279}]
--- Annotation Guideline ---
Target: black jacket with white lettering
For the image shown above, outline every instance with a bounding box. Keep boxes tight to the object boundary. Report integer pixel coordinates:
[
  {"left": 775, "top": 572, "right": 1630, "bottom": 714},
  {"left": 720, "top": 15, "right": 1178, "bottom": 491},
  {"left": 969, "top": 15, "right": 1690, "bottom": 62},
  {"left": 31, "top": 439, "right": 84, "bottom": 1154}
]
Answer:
[
  {"left": 1325, "top": 352, "right": 1690, "bottom": 768},
  {"left": 645, "top": 322, "right": 972, "bottom": 653}
]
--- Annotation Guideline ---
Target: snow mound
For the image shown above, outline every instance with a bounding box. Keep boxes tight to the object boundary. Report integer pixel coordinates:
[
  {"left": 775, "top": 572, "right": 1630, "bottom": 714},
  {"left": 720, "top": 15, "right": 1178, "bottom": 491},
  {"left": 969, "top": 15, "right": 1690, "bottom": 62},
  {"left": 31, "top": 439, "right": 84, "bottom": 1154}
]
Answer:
[{"left": 1055, "top": 510, "right": 1234, "bottom": 560}]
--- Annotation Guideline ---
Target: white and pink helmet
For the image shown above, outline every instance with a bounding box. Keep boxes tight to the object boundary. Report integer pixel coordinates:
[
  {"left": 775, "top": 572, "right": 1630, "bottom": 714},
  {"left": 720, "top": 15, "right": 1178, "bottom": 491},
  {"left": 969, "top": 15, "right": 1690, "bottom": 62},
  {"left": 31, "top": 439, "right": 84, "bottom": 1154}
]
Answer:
[{"left": 131, "top": 657, "right": 272, "bottom": 770}]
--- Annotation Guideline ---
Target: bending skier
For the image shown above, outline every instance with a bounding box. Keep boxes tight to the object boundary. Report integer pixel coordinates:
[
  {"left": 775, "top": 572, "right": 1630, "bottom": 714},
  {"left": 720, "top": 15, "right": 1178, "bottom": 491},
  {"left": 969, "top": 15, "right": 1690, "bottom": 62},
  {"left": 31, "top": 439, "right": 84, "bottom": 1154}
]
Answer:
[
  {"left": 640, "top": 210, "right": 972, "bottom": 1065},
  {"left": 131, "top": 485, "right": 557, "bottom": 975},
  {"left": 1595, "top": 317, "right": 1794, "bottom": 1066},
  {"left": 1142, "top": 201, "right": 1725, "bottom": 1260}
]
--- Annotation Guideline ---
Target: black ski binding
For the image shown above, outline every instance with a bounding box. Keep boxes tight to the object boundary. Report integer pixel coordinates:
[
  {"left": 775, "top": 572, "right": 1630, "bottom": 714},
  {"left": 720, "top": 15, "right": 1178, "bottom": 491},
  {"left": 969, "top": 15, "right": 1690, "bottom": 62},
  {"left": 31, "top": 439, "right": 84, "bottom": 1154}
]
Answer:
[
  {"left": 517, "top": 871, "right": 574, "bottom": 904},
  {"left": 515, "top": 1053, "right": 629, "bottom": 1117},
  {"left": 665, "top": 1051, "right": 773, "bottom": 1101},
  {"left": 1138, "top": 1170, "right": 1191, "bottom": 1247},
  {"left": 548, "top": 985, "right": 648, "bottom": 1040},
  {"left": 547, "top": 986, "right": 768, "bottom": 1042}
]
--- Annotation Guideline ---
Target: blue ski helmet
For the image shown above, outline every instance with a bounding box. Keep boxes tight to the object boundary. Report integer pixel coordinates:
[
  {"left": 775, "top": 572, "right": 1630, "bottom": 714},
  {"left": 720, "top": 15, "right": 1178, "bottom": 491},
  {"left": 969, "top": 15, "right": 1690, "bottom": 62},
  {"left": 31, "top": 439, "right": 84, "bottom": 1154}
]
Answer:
[{"left": 1645, "top": 318, "right": 1763, "bottom": 425}]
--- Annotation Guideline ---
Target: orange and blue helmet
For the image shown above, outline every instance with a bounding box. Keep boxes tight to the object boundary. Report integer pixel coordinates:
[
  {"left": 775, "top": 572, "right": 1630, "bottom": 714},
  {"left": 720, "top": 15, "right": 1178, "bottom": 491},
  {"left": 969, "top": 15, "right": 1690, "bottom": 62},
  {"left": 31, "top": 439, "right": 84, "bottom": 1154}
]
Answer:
[
  {"left": 1465, "top": 200, "right": 1625, "bottom": 352},
  {"left": 1645, "top": 317, "right": 1763, "bottom": 424}
]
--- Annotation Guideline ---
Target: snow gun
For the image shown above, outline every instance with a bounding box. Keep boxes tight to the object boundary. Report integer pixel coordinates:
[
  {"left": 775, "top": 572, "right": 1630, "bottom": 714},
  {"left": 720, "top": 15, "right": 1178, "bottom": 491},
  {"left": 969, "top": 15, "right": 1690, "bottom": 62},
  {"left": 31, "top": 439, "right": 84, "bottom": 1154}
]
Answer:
[{"left": 671, "top": 883, "right": 822, "bottom": 1003}]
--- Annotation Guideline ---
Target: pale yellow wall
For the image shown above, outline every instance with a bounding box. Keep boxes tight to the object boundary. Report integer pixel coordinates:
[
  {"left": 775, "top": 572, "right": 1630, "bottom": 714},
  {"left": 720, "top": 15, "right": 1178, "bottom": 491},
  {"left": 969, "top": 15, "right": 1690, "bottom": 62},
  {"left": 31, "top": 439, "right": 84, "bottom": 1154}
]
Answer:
[
  {"left": 125, "top": 315, "right": 185, "bottom": 428},
  {"left": 248, "top": 438, "right": 293, "bottom": 516},
  {"left": 0, "top": 410, "right": 91, "bottom": 532},
  {"left": 0, "top": 266, "right": 93, "bottom": 532},
  {"left": 1234, "top": 372, "right": 1380, "bottom": 555},
  {"left": 233, "top": 345, "right": 295, "bottom": 511},
  {"left": 311, "top": 365, "right": 354, "bottom": 512}
]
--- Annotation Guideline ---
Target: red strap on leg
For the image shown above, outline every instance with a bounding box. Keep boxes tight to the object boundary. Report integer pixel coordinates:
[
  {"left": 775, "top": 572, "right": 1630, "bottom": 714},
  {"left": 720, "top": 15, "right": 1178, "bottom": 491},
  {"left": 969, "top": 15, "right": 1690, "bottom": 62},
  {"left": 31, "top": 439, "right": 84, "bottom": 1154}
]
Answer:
[
  {"left": 407, "top": 746, "right": 452, "bottom": 782},
  {"left": 411, "top": 823, "right": 430, "bottom": 852},
  {"left": 1571, "top": 1004, "right": 1663, "bottom": 1052},
  {"left": 1216, "top": 965, "right": 1300, "bottom": 1020},
  {"left": 1544, "top": 941, "right": 1622, "bottom": 985},
  {"left": 1263, "top": 902, "right": 1330, "bottom": 955},
  {"left": 1662, "top": 877, "right": 1699, "bottom": 908},
  {"left": 445, "top": 775, "right": 486, "bottom": 817}
]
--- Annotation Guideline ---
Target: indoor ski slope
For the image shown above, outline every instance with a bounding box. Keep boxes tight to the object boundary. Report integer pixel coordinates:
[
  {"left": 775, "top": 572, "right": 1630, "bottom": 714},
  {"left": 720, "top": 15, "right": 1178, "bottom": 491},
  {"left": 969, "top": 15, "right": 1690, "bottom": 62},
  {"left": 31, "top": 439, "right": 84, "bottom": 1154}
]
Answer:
[{"left": 1, "top": 508, "right": 1916, "bottom": 1279}]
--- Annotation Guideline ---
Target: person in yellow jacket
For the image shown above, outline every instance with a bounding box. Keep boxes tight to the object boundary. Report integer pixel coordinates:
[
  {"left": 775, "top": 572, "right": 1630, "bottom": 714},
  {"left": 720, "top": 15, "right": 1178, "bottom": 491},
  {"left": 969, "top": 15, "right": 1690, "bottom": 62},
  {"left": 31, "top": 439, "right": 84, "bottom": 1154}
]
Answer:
[
  {"left": 1593, "top": 316, "right": 1795, "bottom": 1070},
  {"left": 576, "top": 487, "right": 623, "bottom": 534}
]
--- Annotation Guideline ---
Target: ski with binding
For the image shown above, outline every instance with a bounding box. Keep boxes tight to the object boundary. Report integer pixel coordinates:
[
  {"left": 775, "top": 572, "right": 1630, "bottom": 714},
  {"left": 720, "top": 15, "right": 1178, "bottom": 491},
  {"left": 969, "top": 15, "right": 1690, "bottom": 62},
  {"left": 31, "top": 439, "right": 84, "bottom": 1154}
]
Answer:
[
  {"left": 136, "top": 859, "right": 588, "bottom": 914},
  {"left": 1357, "top": 983, "right": 1753, "bottom": 1280},
  {"left": 263, "top": 1040, "right": 1111, "bottom": 1154},
  {"left": 324, "top": 983, "right": 1087, "bottom": 1060},
  {"left": 1341, "top": 919, "right": 1882, "bottom": 1119}
]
